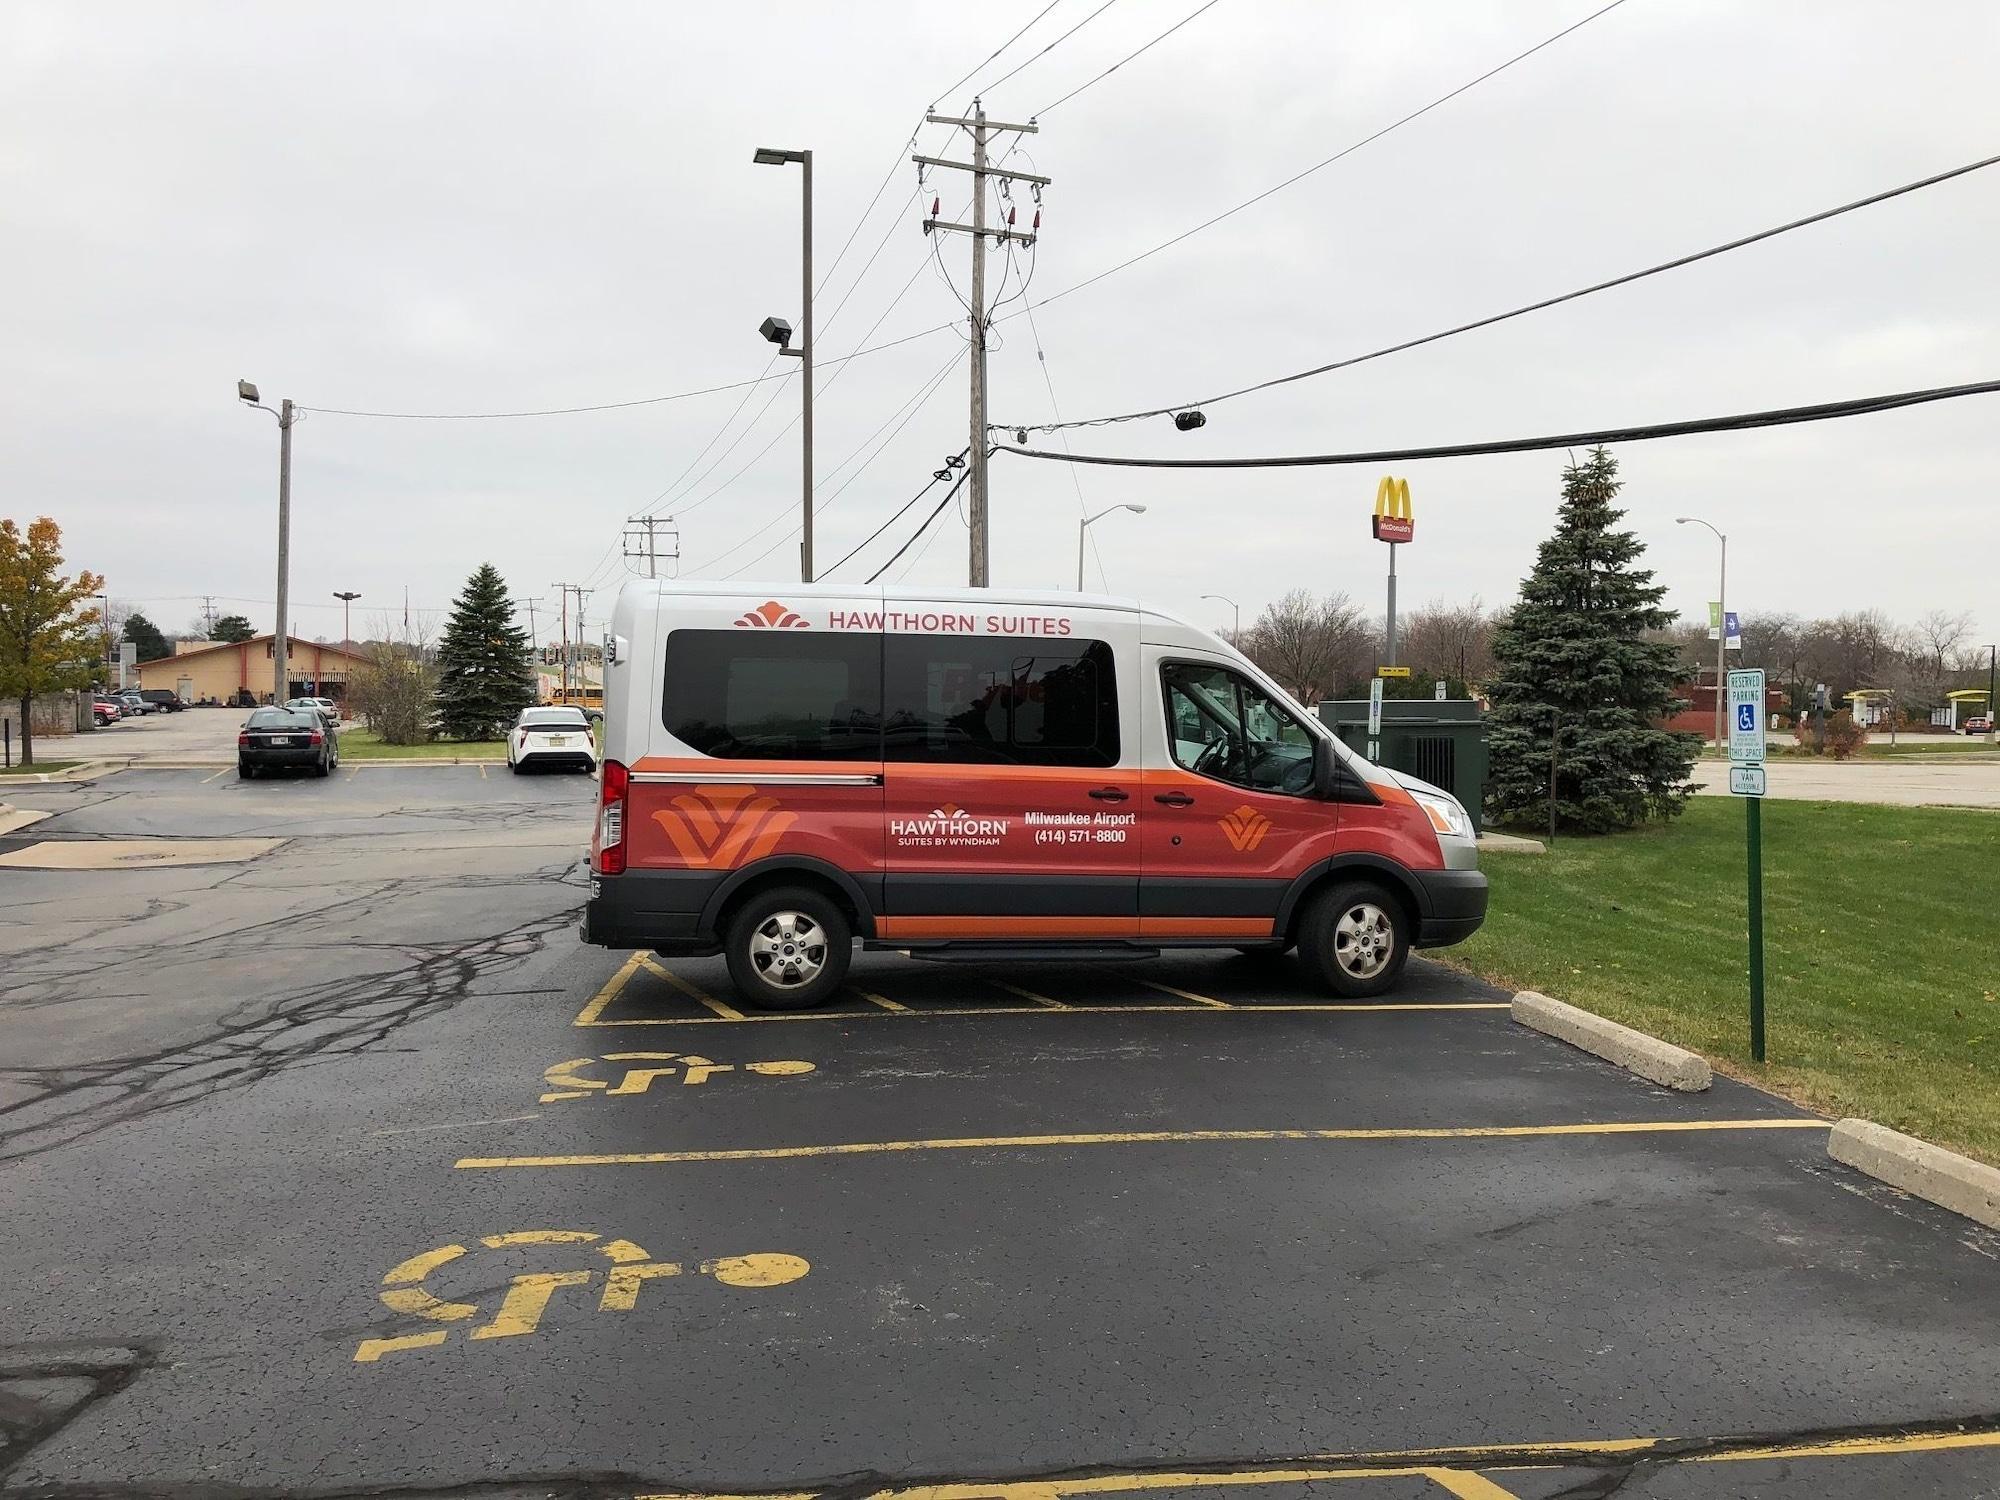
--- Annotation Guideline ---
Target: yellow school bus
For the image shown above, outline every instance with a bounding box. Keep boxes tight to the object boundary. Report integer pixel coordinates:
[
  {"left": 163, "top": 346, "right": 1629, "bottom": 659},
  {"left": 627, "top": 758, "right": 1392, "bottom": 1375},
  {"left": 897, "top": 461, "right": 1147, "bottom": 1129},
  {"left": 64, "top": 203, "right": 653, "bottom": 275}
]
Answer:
[{"left": 545, "top": 685, "right": 604, "bottom": 714}]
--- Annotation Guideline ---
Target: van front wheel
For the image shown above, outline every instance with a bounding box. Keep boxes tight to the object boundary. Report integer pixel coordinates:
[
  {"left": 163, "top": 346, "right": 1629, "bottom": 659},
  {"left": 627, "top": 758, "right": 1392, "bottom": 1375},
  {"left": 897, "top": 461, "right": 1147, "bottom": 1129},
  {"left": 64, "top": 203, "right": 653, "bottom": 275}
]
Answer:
[
  {"left": 1299, "top": 880, "right": 1409, "bottom": 998},
  {"left": 723, "top": 887, "right": 852, "bottom": 1011}
]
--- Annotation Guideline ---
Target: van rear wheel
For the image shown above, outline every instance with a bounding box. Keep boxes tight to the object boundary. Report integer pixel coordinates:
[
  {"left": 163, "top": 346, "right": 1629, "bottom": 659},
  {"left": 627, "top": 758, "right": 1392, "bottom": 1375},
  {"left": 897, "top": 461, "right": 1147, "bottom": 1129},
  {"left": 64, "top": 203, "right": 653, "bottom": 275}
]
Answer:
[
  {"left": 723, "top": 886, "right": 852, "bottom": 1011},
  {"left": 1298, "top": 880, "right": 1409, "bottom": 999}
]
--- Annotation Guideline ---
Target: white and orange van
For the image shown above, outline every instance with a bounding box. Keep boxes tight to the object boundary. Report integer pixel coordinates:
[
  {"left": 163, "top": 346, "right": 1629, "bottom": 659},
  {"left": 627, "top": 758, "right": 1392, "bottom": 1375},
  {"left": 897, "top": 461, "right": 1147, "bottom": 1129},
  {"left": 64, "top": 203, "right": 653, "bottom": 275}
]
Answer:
[{"left": 583, "top": 582, "right": 1486, "bottom": 1009}]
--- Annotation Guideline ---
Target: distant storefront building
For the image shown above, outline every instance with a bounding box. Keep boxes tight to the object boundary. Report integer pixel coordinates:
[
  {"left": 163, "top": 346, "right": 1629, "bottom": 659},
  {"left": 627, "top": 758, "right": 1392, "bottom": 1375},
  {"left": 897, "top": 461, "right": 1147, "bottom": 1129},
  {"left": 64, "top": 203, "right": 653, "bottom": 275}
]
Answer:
[{"left": 135, "top": 635, "right": 370, "bottom": 706}]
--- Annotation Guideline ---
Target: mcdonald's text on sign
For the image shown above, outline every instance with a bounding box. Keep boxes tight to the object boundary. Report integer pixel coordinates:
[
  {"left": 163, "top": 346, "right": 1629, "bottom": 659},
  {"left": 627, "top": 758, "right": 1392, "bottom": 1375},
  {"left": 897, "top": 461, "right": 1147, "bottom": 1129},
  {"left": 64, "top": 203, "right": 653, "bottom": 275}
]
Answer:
[{"left": 1372, "top": 476, "right": 1414, "bottom": 543}]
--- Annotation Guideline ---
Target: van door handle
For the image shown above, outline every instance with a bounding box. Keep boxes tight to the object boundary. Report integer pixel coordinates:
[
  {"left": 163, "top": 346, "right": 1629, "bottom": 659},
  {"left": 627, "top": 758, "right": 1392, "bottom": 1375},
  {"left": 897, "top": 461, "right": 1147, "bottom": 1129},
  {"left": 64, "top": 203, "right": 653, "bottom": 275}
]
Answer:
[
  {"left": 1154, "top": 791, "right": 1195, "bottom": 807},
  {"left": 1087, "top": 786, "right": 1129, "bottom": 802}
]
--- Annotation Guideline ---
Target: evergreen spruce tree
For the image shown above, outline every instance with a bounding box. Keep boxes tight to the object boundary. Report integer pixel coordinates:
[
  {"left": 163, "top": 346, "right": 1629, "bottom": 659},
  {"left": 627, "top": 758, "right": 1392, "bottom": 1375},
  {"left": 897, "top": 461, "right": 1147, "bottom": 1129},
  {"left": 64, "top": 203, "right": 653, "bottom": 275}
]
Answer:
[
  {"left": 1486, "top": 448, "right": 1698, "bottom": 833},
  {"left": 433, "top": 564, "right": 535, "bottom": 741}
]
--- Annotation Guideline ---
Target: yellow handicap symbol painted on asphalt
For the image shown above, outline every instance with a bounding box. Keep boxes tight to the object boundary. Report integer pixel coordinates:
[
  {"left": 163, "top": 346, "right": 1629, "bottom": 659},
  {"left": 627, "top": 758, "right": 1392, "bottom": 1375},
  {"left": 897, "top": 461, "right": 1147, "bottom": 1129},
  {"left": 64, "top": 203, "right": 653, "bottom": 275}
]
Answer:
[
  {"left": 540, "top": 1051, "right": 815, "bottom": 1102},
  {"left": 353, "top": 1229, "right": 809, "bottom": 1363}
]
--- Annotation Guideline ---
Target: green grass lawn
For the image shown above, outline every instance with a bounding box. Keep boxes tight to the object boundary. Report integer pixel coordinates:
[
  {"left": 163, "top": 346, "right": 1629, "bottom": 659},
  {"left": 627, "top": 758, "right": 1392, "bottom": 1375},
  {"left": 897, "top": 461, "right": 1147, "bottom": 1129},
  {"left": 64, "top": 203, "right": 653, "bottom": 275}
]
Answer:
[
  {"left": 337, "top": 724, "right": 601, "bottom": 761},
  {"left": 1452, "top": 798, "right": 2000, "bottom": 1165},
  {"left": 338, "top": 728, "right": 508, "bottom": 761},
  {"left": 0, "top": 759, "right": 80, "bottom": 775}
]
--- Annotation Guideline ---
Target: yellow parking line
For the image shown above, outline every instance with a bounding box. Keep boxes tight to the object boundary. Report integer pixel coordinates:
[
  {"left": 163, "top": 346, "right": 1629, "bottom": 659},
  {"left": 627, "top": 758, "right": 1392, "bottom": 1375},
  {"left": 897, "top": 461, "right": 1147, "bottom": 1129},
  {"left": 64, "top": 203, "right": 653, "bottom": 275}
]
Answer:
[
  {"left": 572, "top": 1004, "right": 1504, "bottom": 1032},
  {"left": 573, "top": 952, "right": 647, "bottom": 1026},
  {"left": 988, "top": 980, "right": 1067, "bottom": 1009},
  {"left": 640, "top": 955, "right": 745, "bottom": 1021},
  {"left": 1127, "top": 976, "right": 1230, "bottom": 1008},
  {"left": 852, "top": 988, "right": 909, "bottom": 1012},
  {"left": 200, "top": 766, "right": 233, "bottom": 784},
  {"left": 458, "top": 1117, "right": 1828, "bottom": 1170},
  {"left": 637, "top": 1425, "right": 2000, "bottom": 1500}
]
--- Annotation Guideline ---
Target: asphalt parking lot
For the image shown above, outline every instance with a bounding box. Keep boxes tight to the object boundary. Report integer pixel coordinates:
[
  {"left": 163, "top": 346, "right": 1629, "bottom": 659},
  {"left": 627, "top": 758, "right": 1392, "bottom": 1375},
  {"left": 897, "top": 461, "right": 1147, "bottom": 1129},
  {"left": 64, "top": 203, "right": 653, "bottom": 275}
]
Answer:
[{"left": 2, "top": 768, "right": 1998, "bottom": 1497}]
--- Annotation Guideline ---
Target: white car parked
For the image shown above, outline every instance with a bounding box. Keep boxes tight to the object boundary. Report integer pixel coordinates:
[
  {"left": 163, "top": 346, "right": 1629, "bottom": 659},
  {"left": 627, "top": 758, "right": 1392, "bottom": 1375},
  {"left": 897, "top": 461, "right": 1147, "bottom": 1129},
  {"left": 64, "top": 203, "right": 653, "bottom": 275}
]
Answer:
[{"left": 508, "top": 706, "right": 597, "bottom": 773}]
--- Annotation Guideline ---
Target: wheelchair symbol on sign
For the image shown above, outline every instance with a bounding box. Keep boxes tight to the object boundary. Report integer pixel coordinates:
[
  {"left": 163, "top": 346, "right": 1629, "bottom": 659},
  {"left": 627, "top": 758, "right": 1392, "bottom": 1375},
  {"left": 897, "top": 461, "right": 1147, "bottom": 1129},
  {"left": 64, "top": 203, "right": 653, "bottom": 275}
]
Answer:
[{"left": 1737, "top": 704, "right": 1757, "bottom": 732}]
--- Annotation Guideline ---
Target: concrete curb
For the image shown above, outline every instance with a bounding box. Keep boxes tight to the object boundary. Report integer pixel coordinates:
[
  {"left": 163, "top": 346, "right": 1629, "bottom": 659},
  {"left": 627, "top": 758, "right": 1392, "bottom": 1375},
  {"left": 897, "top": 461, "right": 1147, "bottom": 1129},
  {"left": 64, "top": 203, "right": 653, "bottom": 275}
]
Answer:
[
  {"left": 1511, "top": 991, "right": 1711, "bottom": 1091},
  {"left": 0, "top": 805, "right": 53, "bottom": 836},
  {"left": 1478, "top": 831, "right": 1546, "bottom": 854},
  {"left": 1828, "top": 1118, "right": 2000, "bottom": 1230}
]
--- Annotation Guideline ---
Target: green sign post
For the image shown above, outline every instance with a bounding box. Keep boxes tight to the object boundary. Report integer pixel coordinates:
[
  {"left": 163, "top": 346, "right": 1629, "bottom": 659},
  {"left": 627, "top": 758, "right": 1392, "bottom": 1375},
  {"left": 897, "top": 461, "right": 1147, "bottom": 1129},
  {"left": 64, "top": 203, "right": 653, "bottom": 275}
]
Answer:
[{"left": 1727, "top": 669, "right": 1768, "bottom": 1060}]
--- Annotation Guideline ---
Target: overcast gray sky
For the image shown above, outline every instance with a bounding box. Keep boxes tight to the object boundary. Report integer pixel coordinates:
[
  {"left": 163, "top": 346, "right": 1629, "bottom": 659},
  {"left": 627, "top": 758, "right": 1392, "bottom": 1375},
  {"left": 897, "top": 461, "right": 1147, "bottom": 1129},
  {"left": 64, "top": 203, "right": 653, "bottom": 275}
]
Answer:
[{"left": 3, "top": 0, "right": 1994, "bottom": 647}]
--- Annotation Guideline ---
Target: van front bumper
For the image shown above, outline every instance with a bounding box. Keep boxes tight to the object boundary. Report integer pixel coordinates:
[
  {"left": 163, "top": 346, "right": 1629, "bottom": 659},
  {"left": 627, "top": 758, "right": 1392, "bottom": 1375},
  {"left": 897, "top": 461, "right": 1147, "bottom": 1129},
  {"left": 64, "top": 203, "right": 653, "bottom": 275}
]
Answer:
[{"left": 1410, "top": 868, "right": 1488, "bottom": 947}]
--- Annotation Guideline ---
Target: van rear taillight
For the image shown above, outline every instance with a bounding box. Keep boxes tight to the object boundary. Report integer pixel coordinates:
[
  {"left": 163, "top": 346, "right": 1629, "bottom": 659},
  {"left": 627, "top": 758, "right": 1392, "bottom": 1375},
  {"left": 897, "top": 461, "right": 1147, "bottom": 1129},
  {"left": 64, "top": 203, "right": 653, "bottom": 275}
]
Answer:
[{"left": 595, "top": 759, "right": 629, "bottom": 875}]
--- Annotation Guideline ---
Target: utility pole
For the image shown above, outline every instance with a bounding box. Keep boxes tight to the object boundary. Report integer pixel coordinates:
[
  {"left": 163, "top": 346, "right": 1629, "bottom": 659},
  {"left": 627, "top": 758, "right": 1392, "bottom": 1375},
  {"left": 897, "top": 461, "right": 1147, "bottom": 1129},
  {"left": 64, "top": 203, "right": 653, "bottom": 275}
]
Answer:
[
  {"left": 624, "top": 516, "right": 680, "bottom": 578},
  {"left": 236, "top": 383, "right": 295, "bottom": 703},
  {"left": 333, "top": 591, "right": 361, "bottom": 647},
  {"left": 552, "top": 584, "right": 574, "bottom": 698},
  {"left": 919, "top": 102, "right": 1047, "bottom": 588},
  {"left": 200, "top": 595, "right": 218, "bottom": 637},
  {"left": 1385, "top": 542, "right": 1399, "bottom": 668}
]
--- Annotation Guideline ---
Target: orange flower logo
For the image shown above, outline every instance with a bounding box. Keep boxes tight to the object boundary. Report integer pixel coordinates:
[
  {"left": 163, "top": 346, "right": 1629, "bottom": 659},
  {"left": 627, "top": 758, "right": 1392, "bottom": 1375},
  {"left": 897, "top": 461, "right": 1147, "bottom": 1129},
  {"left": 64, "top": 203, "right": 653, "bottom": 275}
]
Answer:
[
  {"left": 734, "top": 601, "right": 810, "bottom": 628},
  {"left": 653, "top": 785, "right": 798, "bottom": 869},
  {"left": 1218, "top": 805, "right": 1273, "bottom": 852}
]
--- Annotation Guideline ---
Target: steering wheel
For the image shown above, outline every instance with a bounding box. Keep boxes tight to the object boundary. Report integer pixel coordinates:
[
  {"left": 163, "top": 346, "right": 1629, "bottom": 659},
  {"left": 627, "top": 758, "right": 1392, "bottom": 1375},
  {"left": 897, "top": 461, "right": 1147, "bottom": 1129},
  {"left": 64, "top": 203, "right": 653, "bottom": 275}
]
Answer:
[
  {"left": 1192, "top": 738, "right": 1234, "bottom": 778},
  {"left": 1278, "top": 752, "right": 1314, "bottom": 795}
]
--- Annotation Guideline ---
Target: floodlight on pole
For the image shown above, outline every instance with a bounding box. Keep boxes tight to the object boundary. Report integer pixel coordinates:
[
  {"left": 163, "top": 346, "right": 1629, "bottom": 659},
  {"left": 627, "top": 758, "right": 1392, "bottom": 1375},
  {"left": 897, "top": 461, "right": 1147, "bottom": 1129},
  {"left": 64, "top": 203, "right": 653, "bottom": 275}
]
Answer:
[{"left": 754, "top": 146, "right": 814, "bottom": 582}]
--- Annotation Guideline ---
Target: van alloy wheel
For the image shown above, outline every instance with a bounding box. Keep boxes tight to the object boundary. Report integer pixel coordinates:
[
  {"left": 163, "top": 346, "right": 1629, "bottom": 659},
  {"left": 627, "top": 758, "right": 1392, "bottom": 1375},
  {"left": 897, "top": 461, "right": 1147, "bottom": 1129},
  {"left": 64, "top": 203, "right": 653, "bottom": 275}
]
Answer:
[
  {"left": 749, "top": 911, "right": 826, "bottom": 989},
  {"left": 1332, "top": 900, "right": 1395, "bottom": 980}
]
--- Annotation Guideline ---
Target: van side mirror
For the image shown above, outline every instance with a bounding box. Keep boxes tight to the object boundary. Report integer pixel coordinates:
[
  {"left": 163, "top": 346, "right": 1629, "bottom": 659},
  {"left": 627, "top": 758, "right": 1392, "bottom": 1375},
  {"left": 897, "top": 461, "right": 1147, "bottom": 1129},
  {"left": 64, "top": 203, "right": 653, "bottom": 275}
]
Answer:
[{"left": 1312, "top": 736, "right": 1336, "bottom": 798}]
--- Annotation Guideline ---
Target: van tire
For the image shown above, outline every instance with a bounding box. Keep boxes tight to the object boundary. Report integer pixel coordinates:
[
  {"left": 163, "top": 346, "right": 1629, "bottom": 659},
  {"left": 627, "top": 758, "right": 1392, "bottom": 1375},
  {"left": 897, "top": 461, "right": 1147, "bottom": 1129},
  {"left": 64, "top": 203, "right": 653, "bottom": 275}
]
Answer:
[
  {"left": 722, "top": 886, "right": 852, "bottom": 1011},
  {"left": 1298, "top": 879, "right": 1409, "bottom": 998}
]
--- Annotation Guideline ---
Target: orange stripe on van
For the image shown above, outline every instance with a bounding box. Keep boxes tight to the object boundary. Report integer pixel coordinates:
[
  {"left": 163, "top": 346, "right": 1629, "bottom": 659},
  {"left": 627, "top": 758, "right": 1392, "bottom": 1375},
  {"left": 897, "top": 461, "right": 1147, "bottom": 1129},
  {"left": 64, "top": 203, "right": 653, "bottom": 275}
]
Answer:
[
  {"left": 1138, "top": 917, "right": 1274, "bottom": 939},
  {"left": 878, "top": 916, "right": 1136, "bottom": 940},
  {"left": 877, "top": 916, "right": 1274, "bottom": 941}
]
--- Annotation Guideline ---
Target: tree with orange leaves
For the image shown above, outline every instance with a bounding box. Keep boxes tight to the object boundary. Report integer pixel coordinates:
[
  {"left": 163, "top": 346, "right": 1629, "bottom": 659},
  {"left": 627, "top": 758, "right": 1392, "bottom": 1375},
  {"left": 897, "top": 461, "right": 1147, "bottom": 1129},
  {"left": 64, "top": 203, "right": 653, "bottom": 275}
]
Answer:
[{"left": 0, "top": 517, "right": 105, "bottom": 765}]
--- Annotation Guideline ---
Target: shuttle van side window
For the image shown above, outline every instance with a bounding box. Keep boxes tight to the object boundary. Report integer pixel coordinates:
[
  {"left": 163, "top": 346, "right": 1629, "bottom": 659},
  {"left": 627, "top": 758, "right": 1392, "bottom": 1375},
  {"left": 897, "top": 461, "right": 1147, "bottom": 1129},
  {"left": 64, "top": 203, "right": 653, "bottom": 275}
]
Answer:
[
  {"left": 883, "top": 635, "right": 1119, "bottom": 767},
  {"left": 664, "top": 630, "right": 881, "bottom": 760},
  {"left": 1163, "top": 662, "right": 1316, "bottom": 796}
]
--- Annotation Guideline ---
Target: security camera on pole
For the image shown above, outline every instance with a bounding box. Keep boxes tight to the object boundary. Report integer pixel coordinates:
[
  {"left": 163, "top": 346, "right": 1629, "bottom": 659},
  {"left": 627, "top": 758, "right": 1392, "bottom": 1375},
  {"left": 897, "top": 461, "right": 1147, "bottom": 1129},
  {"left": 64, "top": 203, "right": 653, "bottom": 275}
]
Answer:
[{"left": 1372, "top": 477, "right": 1414, "bottom": 667}]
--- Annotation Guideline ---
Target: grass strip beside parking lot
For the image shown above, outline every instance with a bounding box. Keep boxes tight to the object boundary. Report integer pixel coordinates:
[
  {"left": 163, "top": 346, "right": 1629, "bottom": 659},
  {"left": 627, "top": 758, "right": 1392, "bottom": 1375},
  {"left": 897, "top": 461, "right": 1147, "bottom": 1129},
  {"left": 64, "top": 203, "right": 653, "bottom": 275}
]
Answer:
[
  {"left": 0, "top": 760, "right": 81, "bottom": 775},
  {"left": 1455, "top": 798, "right": 2000, "bottom": 1165},
  {"left": 338, "top": 728, "right": 509, "bottom": 760}
]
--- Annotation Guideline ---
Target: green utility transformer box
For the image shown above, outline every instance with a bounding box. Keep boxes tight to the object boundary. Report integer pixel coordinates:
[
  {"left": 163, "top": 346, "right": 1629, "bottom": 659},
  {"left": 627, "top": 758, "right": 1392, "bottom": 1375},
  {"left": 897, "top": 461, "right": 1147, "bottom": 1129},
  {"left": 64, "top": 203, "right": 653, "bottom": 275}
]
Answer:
[{"left": 1317, "top": 698, "right": 1489, "bottom": 835}]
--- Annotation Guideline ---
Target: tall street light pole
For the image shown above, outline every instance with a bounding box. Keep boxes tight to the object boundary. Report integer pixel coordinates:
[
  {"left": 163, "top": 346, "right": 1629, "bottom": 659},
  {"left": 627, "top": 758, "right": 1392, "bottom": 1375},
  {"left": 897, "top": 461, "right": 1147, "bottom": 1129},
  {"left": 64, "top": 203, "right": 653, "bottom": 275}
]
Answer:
[
  {"left": 1677, "top": 516, "right": 1727, "bottom": 751},
  {"left": 238, "top": 381, "right": 294, "bottom": 704},
  {"left": 754, "top": 147, "right": 813, "bottom": 582},
  {"left": 1077, "top": 504, "right": 1146, "bottom": 591},
  {"left": 333, "top": 591, "right": 361, "bottom": 647},
  {"left": 1202, "top": 593, "right": 1241, "bottom": 643}
]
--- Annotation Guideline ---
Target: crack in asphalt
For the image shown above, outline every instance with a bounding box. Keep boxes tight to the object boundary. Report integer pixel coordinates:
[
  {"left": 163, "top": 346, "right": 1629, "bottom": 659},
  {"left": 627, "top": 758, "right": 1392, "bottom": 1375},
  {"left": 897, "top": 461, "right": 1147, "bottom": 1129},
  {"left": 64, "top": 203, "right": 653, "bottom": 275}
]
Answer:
[
  {"left": 5, "top": 1412, "right": 1999, "bottom": 1498},
  {"left": 0, "top": 902, "right": 580, "bottom": 1165}
]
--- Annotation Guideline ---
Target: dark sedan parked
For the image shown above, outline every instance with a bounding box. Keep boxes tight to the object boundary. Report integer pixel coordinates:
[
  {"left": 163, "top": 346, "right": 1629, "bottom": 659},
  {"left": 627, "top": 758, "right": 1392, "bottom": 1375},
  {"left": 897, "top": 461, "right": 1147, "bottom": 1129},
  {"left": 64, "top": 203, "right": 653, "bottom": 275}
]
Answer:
[{"left": 238, "top": 707, "right": 338, "bottom": 779}]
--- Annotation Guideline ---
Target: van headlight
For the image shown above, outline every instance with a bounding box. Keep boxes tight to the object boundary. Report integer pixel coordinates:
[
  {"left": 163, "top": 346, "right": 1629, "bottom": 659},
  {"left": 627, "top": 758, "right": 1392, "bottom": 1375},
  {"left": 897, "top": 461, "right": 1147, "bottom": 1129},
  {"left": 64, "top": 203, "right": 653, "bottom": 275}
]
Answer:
[{"left": 1413, "top": 789, "right": 1471, "bottom": 839}]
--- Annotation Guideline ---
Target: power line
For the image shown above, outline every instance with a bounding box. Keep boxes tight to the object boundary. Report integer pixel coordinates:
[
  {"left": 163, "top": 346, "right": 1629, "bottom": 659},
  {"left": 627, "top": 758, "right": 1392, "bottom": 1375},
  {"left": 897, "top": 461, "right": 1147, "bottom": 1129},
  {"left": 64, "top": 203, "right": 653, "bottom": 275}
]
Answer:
[
  {"left": 867, "top": 470, "right": 973, "bottom": 583},
  {"left": 1006, "top": 0, "right": 1634, "bottom": 323},
  {"left": 980, "top": 0, "right": 1122, "bottom": 96},
  {"left": 998, "top": 378, "right": 2000, "bottom": 469},
  {"left": 1035, "top": 0, "right": 1225, "bottom": 115},
  {"left": 821, "top": 449, "right": 971, "bottom": 578},
  {"left": 1004, "top": 150, "right": 2000, "bottom": 432},
  {"left": 1021, "top": 297, "right": 1107, "bottom": 589},
  {"left": 680, "top": 347, "right": 965, "bottom": 577},
  {"left": 934, "top": 0, "right": 1069, "bottom": 106},
  {"left": 717, "top": 349, "right": 968, "bottom": 578}
]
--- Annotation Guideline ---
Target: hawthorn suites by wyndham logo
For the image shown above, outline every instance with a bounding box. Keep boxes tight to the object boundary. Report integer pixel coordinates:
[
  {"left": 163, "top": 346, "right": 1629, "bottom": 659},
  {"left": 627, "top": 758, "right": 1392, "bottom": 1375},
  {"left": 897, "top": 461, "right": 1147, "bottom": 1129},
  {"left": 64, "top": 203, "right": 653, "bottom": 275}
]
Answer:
[
  {"left": 734, "top": 601, "right": 809, "bottom": 628},
  {"left": 890, "top": 805, "right": 1011, "bottom": 845}
]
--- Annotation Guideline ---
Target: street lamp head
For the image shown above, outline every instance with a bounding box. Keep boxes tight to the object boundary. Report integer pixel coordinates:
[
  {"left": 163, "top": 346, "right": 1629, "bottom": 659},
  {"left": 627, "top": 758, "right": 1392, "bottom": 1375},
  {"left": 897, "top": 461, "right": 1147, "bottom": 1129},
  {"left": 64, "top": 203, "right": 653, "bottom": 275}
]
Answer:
[
  {"left": 758, "top": 316, "right": 794, "bottom": 349},
  {"left": 1125, "top": 504, "right": 1148, "bottom": 515},
  {"left": 753, "top": 147, "right": 803, "bottom": 166},
  {"left": 237, "top": 379, "right": 261, "bottom": 403},
  {"left": 1674, "top": 516, "right": 1693, "bottom": 525}
]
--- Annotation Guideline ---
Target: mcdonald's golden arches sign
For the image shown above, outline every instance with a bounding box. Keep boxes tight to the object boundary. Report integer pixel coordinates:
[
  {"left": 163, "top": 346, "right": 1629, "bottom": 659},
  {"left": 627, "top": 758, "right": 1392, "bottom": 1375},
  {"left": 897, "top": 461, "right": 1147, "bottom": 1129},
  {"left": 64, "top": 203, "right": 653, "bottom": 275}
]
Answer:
[{"left": 1372, "top": 476, "right": 1413, "bottom": 543}]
